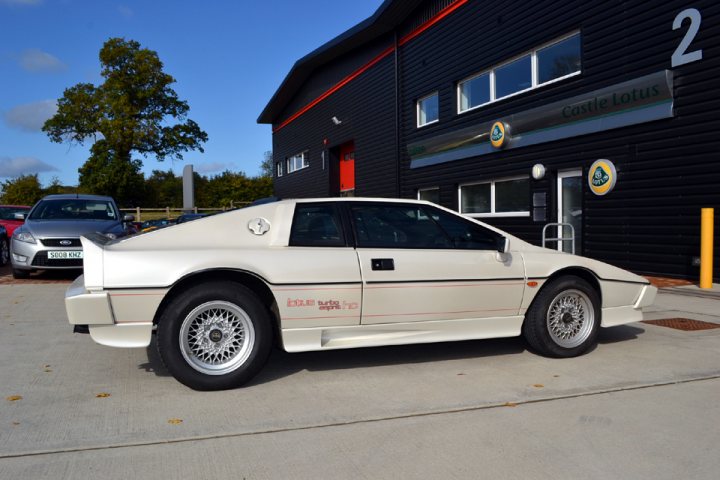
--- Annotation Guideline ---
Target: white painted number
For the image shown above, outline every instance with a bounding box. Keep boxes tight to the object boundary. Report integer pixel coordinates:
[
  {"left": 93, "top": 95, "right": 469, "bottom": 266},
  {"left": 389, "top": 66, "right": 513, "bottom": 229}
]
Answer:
[{"left": 672, "top": 8, "right": 703, "bottom": 68}]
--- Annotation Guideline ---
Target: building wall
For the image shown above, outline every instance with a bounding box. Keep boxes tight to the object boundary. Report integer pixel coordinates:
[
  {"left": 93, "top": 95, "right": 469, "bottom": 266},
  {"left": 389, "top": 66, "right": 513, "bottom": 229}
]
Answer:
[
  {"left": 397, "top": 0, "right": 719, "bottom": 278},
  {"left": 269, "top": 0, "right": 719, "bottom": 279},
  {"left": 273, "top": 35, "right": 398, "bottom": 198}
]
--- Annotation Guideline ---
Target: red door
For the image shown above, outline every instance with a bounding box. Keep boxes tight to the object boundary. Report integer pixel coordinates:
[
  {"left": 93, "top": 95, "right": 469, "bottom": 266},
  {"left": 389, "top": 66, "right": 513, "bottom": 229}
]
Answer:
[{"left": 339, "top": 142, "right": 355, "bottom": 192}]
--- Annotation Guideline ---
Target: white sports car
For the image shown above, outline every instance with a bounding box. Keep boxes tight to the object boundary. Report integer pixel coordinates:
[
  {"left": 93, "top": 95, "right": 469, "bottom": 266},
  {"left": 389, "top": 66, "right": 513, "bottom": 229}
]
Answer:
[{"left": 65, "top": 198, "right": 657, "bottom": 390}]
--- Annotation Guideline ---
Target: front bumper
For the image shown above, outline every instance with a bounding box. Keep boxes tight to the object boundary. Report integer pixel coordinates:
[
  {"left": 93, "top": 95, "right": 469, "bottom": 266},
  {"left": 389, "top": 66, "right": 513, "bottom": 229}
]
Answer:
[
  {"left": 65, "top": 275, "right": 153, "bottom": 348},
  {"left": 11, "top": 237, "right": 83, "bottom": 270}
]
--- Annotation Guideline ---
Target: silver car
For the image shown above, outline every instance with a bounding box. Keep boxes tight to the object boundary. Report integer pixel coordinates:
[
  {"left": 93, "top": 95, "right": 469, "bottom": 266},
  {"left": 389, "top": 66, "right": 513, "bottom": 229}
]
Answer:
[{"left": 11, "top": 194, "right": 134, "bottom": 279}]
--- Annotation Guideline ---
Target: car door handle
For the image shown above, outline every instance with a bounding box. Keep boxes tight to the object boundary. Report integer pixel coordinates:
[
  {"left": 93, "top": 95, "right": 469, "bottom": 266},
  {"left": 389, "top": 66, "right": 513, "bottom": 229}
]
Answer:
[{"left": 371, "top": 258, "right": 394, "bottom": 271}]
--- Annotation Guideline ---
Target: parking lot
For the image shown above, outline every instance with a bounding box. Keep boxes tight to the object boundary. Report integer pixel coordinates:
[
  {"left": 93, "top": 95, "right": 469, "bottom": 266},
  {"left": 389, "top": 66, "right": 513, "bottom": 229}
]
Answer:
[{"left": 1, "top": 267, "right": 719, "bottom": 479}]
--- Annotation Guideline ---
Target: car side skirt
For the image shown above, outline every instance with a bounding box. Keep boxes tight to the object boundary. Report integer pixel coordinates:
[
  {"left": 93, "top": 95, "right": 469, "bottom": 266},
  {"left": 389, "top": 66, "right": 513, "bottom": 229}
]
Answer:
[{"left": 280, "top": 315, "right": 525, "bottom": 352}]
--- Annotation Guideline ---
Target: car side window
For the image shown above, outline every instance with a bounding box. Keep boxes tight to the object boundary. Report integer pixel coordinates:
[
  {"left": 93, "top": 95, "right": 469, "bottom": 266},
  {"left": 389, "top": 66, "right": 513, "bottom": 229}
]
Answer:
[
  {"left": 290, "top": 203, "right": 346, "bottom": 247},
  {"left": 425, "top": 206, "right": 501, "bottom": 250},
  {"left": 350, "top": 204, "right": 453, "bottom": 249}
]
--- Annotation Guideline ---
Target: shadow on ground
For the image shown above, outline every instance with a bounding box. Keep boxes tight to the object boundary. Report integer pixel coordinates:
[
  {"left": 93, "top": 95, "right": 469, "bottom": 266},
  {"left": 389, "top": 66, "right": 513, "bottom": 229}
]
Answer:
[{"left": 138, "top": 324, "right": 645, "bottom": 386}]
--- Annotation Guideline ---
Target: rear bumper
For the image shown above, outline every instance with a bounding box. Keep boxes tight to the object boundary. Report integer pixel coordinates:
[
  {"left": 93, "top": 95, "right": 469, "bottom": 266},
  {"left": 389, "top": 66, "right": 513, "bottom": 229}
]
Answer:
[{"left": 65, "top": 275, "right": 152, "bottom": 348}]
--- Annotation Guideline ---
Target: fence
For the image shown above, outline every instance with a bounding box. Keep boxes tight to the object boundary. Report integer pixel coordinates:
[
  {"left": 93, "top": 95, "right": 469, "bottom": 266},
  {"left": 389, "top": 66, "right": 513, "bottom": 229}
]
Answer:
[{"left": 120, "top": 203, "right": 250, "bottom": 222}]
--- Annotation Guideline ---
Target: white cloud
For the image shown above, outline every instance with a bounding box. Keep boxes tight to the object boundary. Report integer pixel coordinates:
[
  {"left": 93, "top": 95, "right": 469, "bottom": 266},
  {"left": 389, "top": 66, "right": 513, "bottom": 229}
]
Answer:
[
  {"left": 0, "top": 0, "right": 42, "bottom": 6},
  {"left": 195, "top": 162, "right": 235, "bottom": 174},
  {"left": 19, "top": 49, "right": 66, "bottom": 72},
  {"left": 4, "top": 100, "right": 58, "bottom": 132},
  {"left": 117, "top": 5, "right": 133, "bottom": 17},
  {"left": 0, "top": 157, "right": 58, "bottom": 178}
]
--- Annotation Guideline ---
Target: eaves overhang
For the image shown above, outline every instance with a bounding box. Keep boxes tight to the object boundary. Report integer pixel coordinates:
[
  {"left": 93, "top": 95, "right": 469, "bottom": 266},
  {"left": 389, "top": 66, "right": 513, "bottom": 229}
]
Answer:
[{"left": 257, "top": 0, "right": 424, "bottom": 125}]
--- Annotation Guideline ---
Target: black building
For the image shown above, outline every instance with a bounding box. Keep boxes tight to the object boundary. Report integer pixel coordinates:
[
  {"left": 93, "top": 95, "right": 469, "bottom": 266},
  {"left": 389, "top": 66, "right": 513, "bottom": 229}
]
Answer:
[{"left": 258, "top": 0, "right": 719, "bottom": 280}]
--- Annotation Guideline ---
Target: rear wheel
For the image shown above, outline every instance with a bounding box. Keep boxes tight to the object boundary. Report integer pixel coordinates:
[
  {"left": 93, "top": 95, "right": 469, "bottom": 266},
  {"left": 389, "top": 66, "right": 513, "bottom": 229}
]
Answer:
[
  {"left": 157, "top": 282, "right": 272, "bottom": 390},
  {"left": 523, "top": 275, "right": 600, "bottom": 358}
]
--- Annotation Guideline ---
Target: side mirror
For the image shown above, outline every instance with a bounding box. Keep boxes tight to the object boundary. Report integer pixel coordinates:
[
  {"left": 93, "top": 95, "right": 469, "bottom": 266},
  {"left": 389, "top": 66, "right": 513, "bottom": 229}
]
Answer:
[
  {"left": 123, "top": 214, "right": 135, "bottom": 222},
  {"left": 14, "top": 213, "right": 26, "bottom": 220},
  {"left": 496, "top": 236, "right": 510, "bottom": 254}
]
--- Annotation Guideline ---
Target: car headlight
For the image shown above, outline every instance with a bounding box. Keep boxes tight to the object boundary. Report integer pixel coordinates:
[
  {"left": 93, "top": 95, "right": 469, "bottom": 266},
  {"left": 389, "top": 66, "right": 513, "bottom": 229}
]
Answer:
[
  {"left": 13, "top": 230, "right": 36, "bottom": 244},
  {"left": 104, "top": 232, "right": 117, "bottom": 240}
]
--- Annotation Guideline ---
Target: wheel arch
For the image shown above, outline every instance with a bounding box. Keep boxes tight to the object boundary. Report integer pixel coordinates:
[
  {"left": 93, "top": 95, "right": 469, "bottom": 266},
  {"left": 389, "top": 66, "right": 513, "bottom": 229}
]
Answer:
[
  {"left": 153, "top": 269, "right": 281, "bottom": 344},
  {"left": 527, "top": 267, "right": 603, "bottom": 316}
]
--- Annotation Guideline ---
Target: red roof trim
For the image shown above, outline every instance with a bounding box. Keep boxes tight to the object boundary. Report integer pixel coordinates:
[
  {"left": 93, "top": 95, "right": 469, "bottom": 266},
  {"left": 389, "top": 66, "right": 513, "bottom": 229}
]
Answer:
[{"left": 273, "top": 0, "right": 468, "bottom": 133}]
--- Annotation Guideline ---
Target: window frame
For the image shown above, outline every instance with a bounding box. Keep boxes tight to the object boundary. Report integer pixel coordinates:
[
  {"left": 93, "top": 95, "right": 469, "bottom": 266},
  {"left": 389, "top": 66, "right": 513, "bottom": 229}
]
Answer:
[
  {"left": 416, "top": 91, "right": 440, "bottom": 128},
  {"left": 417, "top": 187, "right": 441, "bottom": 204},
  {"left": 276, "top": 161, "right": 283, "bottom": 177},
  {"left": 286, "top": 150, "right": 309, "bottom": 174},
  {"left": 458, "top": 176, "right": 531, "bottom": 218},
  {"left": 289, "top": 202, "right": 348, "bottom": 248},
  {"left": 457, "top": 31, "right": 581, "bottom": 114}
]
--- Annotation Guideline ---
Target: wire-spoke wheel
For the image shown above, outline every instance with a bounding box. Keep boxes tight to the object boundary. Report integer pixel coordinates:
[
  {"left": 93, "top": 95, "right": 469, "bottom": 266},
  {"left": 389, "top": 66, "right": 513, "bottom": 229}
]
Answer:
[
  {"left": 158, "top": 282, "right": 273, "bottom": 391},
  {"left": 523, "top": 275, "right": 600, "bottom": 358},
  {"left": 180, "top": 301, "right": 255, "bottom": 375},
  {"left": 546, "top": 289, "right": 594, "bottom": 348}
]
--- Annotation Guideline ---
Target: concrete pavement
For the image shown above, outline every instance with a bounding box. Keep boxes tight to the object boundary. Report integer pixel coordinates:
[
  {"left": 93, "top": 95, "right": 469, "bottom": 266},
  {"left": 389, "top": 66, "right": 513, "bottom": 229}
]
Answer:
[{"left": 1, "top": 282, "right": 719, "bottom": 479}]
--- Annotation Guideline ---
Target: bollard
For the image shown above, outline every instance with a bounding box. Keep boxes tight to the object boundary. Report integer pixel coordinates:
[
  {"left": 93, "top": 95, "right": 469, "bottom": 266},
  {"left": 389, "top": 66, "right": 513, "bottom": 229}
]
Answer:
[{"left": 700, "top": 208, "right": 714, "bottom": 289}]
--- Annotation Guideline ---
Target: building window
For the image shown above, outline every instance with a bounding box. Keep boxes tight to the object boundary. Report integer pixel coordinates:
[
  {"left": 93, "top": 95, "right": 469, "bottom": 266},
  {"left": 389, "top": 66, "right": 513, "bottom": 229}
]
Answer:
[
  {"left": 495, "top": 55, "right": 532, "bottom": 99},
  {"left": 457, "top": 32, "right": 581, "bottom": 113},
  {"left": 458, "top": 72, "right": 490, "bottom": 112},
  {"left": 417, "top": 187, "right": 440, "bottom": 204},
  {"left": 276, "top": 162, "right": 283, "bottom": 177},
  {"left": 286, "top": 151, "right": 309, "bottom": 174},
  {"left": 459, "top": 177, "right": 530, "bottom": 217},
  {"left": 417, "top": 92, "right": 439, "bottom": 127},
  {"left": 537, "top": 33, "right": 581, "bottom": 85}
]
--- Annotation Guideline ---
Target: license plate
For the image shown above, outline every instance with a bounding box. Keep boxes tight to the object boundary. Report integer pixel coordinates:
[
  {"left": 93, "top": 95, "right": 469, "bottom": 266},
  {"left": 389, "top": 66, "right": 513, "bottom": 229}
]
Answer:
[{"left": 48, "top": 251, "right": 83, "bottom": 260}]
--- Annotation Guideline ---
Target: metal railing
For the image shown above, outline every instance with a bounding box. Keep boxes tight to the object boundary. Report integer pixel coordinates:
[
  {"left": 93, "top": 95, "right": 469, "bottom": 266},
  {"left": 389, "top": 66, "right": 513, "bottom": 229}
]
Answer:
[{"left": 542, "top": 222, "right": 575, "bottom": 254}]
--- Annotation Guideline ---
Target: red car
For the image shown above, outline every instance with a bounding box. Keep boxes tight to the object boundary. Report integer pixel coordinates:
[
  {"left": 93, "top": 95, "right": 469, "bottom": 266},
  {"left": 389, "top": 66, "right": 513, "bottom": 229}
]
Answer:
[{"left": 0, "top": 205, "right": 31, "bottom": 238}]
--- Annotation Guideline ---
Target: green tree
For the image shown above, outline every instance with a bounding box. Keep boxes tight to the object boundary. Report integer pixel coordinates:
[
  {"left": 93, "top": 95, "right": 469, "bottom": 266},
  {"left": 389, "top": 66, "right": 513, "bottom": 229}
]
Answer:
[
  {"left": 43, "top": 37, "right": 208, "bottom": 206},
  {"left": 260, "top": 151, "right": 273, "bottom": 178},
  {"left": 145, "top": 169, "right": 182, "bottom": 207},
  {"left": 0, "top": 174, "right": 43, "bottom": 205}
]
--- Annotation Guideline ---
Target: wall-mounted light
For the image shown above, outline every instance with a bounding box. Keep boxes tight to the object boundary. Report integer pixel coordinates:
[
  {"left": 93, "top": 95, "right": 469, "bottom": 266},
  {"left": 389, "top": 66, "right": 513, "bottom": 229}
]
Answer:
[
  {"left": 331, "top": 116, "right": 342, "bottom": 125},
  {"left": 532, "top": 163, "right": 546, "bottom": 180}
]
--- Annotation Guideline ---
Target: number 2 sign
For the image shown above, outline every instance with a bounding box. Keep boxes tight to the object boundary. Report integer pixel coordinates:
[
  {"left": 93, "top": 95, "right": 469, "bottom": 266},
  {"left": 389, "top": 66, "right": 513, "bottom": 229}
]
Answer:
[{"left": 672, "top": 8, "right": 703, "bottom": 68}]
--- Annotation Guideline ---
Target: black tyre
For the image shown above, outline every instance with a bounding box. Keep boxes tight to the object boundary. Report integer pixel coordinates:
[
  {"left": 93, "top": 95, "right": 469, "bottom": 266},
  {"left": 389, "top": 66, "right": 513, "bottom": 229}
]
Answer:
[
  {"left": 157, "top": 282, "right": 273, "bottom": 391},
  {"left": 522, "top": 275, "right": 600, "bottom": 358},
  {"left": 0, "top": 238, "right": 8, "bottom": 266},
  {"left": 12, "top": 267, "right": 30, "bottom": 279}
]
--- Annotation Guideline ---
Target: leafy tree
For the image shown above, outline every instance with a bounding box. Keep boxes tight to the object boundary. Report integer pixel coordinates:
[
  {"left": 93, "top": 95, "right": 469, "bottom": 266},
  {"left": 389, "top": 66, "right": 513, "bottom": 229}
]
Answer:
[
  {"left": 145, "top": 169, "right": 182, "bottom": 207},
  {"left": 43, "top": 176, "right": 77, "bottom": 196},
  {"left": 43, "top": 37, "right": 208, "bottom": 206},
  {"left": 0, "top": 174, "right": 44, "bottom": 205},
  {"left": 260, "top": 151, "right": 273, "bottom": 178}
]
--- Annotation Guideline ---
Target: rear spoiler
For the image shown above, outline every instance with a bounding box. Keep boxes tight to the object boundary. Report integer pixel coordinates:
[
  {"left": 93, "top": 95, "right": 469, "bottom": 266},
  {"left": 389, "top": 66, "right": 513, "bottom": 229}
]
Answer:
[{"left": 80, "top": 233, "right": 110, "bottom": 289}]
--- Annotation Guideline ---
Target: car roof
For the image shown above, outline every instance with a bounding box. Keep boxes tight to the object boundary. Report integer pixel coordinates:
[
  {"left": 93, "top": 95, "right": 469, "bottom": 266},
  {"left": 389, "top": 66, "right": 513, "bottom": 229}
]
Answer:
[
  {"left": 284, "top": 197, "right": 430, "bottom": 206},
  {"left": 40, "top": 194, "right": 115, "bottom": 201}
]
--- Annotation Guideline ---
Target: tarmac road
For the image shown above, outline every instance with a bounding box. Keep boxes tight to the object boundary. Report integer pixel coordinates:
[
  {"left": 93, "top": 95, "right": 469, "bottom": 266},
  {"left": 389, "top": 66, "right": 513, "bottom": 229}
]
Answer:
[{"left": 1, "top": 281, "right": 719, "bottom": 479}]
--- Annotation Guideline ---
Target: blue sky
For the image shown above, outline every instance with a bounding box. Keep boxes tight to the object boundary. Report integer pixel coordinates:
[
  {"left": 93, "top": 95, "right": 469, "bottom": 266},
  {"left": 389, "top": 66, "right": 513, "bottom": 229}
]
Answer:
[{"left": 0, "top": 0, "right": 383, "bottom": 186}]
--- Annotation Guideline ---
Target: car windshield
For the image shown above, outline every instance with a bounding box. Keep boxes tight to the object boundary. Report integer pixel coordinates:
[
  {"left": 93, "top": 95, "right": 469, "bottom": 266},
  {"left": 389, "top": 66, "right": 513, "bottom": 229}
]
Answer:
[
  {"left": 28, "top": 199, "right": 118, "bottom": 221},
  {"left": 0, "top": 206, "right": 30, "bottom": 220}
]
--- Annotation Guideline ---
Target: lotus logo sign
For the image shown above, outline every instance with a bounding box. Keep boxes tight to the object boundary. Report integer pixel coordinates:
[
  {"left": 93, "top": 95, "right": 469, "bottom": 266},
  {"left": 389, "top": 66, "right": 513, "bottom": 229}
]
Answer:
[
  {"left": 588, "top": 159, "right": 617, "bottom": 196},
  {"left": 490, "top": 121, "right": 508, "bottom": 149}
]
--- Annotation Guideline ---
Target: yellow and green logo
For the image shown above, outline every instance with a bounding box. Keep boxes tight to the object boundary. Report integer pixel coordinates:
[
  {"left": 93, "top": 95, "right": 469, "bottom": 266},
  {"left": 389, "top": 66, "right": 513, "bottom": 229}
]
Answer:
[
  {"left": 588, "top": 159, "right": 617, "bottom": 196},
  {"left": 490, "top": 121, "right": 507, "bottom": 148}
]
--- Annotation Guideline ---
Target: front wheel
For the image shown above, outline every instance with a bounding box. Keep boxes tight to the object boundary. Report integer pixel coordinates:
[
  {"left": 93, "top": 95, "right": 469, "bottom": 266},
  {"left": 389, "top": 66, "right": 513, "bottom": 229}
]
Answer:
[
  {"left": 523, "top": 275, "right": 600, "bottom": 358},
  {"left": 157, "top": 282, "right": 273, "bottom": 390}
]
